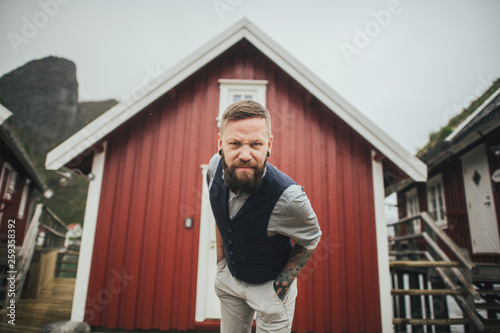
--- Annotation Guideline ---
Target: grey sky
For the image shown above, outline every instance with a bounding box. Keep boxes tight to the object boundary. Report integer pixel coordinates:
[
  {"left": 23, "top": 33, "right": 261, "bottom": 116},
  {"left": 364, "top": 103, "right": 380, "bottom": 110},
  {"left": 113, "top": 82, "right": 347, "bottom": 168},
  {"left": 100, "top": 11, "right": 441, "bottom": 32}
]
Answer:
[{"left": 1, "top": 0, "right": 499, "bottom": 155}]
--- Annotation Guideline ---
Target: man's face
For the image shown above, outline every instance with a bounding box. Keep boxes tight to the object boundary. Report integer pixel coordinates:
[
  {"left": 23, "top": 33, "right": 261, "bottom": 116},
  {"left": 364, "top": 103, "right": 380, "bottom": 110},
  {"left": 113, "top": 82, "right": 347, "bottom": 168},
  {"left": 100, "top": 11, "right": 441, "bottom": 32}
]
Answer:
[{"left": 218, "top": 117, "right": 273, "bottom": 193}]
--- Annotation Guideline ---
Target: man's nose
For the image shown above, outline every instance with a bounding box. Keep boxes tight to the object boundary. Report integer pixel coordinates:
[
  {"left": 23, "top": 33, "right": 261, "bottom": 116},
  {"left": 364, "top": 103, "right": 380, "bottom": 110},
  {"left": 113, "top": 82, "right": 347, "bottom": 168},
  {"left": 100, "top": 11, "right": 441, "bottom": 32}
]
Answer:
[{"left": 238, "top": 147, "right": 252, "bottom": 161}]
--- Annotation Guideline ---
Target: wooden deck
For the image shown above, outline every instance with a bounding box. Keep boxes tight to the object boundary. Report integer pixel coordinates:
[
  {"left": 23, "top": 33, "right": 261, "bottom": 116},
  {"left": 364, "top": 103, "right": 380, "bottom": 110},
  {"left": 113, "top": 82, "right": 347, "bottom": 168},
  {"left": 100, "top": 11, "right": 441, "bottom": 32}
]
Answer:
[{"left": 0, "top": 277, "right": 75, "bottom": 333}]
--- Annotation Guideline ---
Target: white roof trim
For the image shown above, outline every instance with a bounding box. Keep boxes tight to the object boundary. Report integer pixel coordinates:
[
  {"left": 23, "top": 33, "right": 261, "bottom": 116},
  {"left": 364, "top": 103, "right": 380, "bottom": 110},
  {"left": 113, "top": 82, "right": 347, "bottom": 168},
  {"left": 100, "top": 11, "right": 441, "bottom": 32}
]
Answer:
[
  {"left": 445, "top": 87, "right": 500, "bottom": 142},
  {"left": 45, "top": 18, "right": 427, "bottom": 181},
  {"left": 0, "top": 104, "right": 13, "bottom": 125}
]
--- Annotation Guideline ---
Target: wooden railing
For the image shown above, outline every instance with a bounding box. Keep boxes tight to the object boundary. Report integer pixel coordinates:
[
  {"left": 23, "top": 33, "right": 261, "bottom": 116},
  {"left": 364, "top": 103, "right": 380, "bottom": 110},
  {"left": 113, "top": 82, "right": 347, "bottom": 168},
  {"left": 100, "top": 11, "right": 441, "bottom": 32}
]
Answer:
[
  {"left": 1, "top": 205, "right": 68, "bottom": 308},
  {"left": 387, "top": 212, "right": 484, "bottom": 332},
  {"left": 39, "top": 206, "right": 67, "bottom": 249}
]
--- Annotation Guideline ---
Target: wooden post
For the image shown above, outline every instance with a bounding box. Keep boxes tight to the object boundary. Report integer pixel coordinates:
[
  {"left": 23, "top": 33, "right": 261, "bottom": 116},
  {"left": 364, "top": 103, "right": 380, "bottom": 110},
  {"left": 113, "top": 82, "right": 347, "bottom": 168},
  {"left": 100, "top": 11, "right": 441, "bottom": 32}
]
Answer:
[
  {"left": 431, "top": 280, "right": 451, "bottom": 333},
  {"left": 396, "top": 270, "right": 408, "bottom": 333},
  {"left": 409, "top": 272, "right": 423, "bottom": 332}
]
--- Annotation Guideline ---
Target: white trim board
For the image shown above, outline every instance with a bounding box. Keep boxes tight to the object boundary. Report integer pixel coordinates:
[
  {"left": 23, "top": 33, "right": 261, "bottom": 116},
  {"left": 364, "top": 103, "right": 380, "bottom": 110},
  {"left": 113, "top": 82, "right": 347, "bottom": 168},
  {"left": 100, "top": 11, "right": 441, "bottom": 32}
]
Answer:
[
  {"left": 45, "top": 19, "right": 426, "bottom": 182},
  {"left": 371, "top": 150, "right": 393, "bottom": 332},
  {"left": 71, "top": 141, "right": 107, "bottom": 321}
]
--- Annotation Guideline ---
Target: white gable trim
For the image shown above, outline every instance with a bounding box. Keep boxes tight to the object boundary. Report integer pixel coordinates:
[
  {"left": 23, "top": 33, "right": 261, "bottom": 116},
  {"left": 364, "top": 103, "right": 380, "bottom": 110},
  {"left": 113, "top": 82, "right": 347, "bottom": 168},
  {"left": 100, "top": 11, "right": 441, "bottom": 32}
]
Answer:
[{"left": 46, "top": 19, "right": 426, "bottom": 182}]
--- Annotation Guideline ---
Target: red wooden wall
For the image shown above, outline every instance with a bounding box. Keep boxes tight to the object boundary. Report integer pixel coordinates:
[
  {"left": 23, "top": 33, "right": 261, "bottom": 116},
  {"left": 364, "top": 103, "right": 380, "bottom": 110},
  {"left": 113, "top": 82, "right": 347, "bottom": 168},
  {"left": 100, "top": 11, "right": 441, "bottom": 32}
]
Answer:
[
  {"left": 85, "top": 40, "right": 382, "bottom": 332},
  {"left": 0, "top": 158, "right": 36, "bottom": 246}
]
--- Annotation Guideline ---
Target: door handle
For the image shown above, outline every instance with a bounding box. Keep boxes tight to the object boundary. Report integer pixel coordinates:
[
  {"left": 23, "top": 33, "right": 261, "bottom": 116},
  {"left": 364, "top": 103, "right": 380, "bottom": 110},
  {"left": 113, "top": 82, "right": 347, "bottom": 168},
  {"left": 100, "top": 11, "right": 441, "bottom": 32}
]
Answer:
[{"left": 484, "top": 201, "right": 491, "bottom": 207}]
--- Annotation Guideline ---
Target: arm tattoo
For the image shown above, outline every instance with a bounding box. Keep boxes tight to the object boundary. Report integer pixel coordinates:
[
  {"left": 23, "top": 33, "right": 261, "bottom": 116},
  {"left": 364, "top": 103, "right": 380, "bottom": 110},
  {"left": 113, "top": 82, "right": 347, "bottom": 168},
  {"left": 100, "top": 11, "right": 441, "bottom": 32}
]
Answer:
[{"left": 273, "top": 244, "right": 315, "bottom": 301}]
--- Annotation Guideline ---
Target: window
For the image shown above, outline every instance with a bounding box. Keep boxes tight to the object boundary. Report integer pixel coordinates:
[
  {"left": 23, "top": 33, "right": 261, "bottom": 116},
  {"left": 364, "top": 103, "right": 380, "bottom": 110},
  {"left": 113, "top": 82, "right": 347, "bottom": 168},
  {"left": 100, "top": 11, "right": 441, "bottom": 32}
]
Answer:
[
  {"left": 427, "top": 174, "right": 447, "bottom": 227},
  {"left": 18, "top": 183, "right": 29, "bottom": 219},
  {"left": 217, "top": 79, "right": 268, "bottom": 127},
  {"left": 405, "top": 188, "right": 420, "bottom": 233}
]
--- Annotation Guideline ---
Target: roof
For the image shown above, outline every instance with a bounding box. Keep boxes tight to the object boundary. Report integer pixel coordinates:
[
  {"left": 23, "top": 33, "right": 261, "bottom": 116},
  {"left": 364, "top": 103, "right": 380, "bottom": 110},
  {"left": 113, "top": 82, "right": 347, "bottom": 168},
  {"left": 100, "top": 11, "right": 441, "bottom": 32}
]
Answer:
[
  {"left": 446, "top": 87, "right": 500, "bottom": 142},
  {"left": 0, "top": 104, "right": 49, "bottom": 194},
  {"left": 46, "top": 19, "right": 426, "bottom": 182},
  {"left": 385, "top": 84, "right": 500, "bottom": 195},
  {"left": 416, "top": 83, "right": 500, "bottom": 169}
]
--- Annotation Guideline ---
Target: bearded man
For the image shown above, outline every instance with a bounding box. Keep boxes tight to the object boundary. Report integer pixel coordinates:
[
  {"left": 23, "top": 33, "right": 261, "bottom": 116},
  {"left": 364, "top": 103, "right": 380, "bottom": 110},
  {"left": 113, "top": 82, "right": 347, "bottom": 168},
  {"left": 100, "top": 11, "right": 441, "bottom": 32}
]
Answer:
[{"left": 206, "top": 100, "right": 321, "bottom": 332}]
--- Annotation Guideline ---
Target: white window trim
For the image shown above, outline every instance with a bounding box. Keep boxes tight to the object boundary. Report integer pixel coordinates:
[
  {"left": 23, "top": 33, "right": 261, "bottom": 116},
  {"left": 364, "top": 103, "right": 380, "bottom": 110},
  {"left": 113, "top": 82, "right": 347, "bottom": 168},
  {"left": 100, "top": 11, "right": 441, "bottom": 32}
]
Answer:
[
  {"left": 405, "top": 187, "right": 421, "bottom": 233},
  {"left": 426, "top": 174, "right": 447, "bottom": 227},
  {"left": 17, "top": 183, "right": 29, "bottom": 219},
  {"left": 217, "top": 79, "right": 268, "bottom": 127}
]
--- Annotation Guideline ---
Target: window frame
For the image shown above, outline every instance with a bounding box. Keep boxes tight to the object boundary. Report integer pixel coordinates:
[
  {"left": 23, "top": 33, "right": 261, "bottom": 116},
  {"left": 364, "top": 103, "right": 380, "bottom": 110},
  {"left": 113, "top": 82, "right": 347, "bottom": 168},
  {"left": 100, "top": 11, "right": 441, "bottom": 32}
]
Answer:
[
  {"left": 405, "top": 187, "right": 421, "bottom": 233},
  {"left": 217, "top": 79, "right": 268, "bottom": 128},
  {"left": 426, "top": 174, "right": 447, "bottom": 227}
]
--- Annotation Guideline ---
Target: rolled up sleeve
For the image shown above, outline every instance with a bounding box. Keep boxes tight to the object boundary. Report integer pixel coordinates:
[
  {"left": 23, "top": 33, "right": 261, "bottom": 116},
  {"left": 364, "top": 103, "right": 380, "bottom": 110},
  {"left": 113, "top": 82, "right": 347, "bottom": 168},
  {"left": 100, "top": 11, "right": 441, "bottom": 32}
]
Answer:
[{"left": 268, "top": 185, "right": 321, "bottom": 250}]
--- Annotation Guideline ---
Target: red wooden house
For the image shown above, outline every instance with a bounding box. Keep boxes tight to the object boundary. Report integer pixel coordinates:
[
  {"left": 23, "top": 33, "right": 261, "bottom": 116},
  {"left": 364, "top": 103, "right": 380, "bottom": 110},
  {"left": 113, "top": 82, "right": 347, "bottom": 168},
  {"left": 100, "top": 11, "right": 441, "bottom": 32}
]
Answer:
[
  {"left": 0, "top": 104, "right": 49, "bottom": 247},
  {"left": 46, "top": 19, "right": 426, "bottom": 332},
  {"left": 391, "top": 86, "right": 500, "bottom": 263},
  {"left": 387, "top": 85, "right": 500, "bottom": 329}
]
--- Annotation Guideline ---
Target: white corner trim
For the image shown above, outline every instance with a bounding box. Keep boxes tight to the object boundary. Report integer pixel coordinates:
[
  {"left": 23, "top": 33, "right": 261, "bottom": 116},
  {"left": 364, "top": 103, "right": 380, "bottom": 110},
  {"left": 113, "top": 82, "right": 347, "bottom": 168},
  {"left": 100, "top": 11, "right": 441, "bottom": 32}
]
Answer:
[
  {"left": 371, "top": 150, "right": 393, "bottom": 332},
  {"left": 71, "top": 142, "right": 107, "bottom": 321}
]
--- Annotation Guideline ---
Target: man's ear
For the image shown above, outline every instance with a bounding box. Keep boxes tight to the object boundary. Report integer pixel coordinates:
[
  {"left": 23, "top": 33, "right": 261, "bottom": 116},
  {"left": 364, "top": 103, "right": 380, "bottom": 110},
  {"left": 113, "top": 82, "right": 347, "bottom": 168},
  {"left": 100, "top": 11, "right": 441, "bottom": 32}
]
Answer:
[
  {"left": 267, "top": 135, "right": 273, "bottom": 156},
  {"left": 217, "top": 133, "right": 222, "bottom": 151}
]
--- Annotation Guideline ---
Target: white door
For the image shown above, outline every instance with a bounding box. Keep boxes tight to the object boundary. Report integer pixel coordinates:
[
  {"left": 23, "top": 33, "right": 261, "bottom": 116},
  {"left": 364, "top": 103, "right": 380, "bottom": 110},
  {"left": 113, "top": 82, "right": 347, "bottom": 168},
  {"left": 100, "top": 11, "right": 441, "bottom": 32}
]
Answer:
[
  {"left": 461, "top": 144, "right": 500, "bottom": 254},
  {"left": 195, "top": 165, "right": 221, "bottom": 321}
]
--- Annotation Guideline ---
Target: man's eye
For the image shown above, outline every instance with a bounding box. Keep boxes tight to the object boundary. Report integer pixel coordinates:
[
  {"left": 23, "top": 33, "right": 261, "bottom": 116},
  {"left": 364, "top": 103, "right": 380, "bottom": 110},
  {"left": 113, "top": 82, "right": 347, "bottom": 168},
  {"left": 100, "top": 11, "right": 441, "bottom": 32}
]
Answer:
[
  {"left": 251, "top": 143, "right": 262, "bottom": 147},
  {"left": 230, "top": 142, "right": 241, "bottom": 146}
]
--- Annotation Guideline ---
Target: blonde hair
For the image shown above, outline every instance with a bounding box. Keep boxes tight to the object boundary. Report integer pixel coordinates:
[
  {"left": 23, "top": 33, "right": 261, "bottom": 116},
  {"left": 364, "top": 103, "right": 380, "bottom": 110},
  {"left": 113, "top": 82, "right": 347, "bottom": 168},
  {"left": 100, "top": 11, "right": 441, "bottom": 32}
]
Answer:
[{"left": 221, "top": 100, "right": 271, "bottom": 137}]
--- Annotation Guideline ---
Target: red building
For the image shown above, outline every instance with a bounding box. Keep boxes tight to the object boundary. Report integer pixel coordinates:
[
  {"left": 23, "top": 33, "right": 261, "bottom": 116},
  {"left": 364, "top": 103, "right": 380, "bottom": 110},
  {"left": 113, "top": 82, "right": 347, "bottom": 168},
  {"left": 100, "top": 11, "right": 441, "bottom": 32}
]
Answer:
[
  {"left": 46, "top": 19, "right": 426, "bottom": 332},
  {"left": 391, "top": 86, "right": 500, "bottom": 264},
  {"left": 0, "top": 104, "right": 49, "bottom": 247}
]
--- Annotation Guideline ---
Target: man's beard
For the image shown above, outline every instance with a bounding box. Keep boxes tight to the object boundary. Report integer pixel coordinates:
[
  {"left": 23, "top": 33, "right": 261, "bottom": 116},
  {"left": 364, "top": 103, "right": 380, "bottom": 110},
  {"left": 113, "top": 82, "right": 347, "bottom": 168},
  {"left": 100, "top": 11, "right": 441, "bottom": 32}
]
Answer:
[{"left": 222, "top": 152, "right": 266, "bottom": 194}]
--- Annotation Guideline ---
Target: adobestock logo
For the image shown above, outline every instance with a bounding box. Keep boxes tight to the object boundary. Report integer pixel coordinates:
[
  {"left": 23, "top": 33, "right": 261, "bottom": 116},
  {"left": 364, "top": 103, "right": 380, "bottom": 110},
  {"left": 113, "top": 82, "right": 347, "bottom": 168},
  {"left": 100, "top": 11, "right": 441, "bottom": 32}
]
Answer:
[
  {"left": 7, "top": 0, "right": 71, "bottom": 54},
  {"left": 212, "top": 0, "right": 244, "bottom": 21},
  {"left": 340, "top": 0, "right": 406, "bottom": 64}
]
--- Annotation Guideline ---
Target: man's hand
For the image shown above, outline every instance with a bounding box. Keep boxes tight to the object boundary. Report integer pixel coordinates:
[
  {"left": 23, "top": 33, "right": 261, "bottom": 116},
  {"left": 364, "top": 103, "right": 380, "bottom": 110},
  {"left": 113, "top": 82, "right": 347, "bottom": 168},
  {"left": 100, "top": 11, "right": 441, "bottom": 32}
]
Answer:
[
  {"left": 216, "top": 225, "right": 225, "bottom": 264},
  {"left": 273, "top": 244, "right": 315, "bottom": 302}
]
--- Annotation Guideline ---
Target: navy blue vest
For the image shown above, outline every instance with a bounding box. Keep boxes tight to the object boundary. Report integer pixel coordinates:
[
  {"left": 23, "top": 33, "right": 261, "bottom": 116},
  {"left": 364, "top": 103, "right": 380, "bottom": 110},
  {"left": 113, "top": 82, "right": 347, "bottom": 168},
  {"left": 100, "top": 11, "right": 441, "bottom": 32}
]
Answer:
[{"left": 210, "top": 159, "right": 296, "bottom": 284}]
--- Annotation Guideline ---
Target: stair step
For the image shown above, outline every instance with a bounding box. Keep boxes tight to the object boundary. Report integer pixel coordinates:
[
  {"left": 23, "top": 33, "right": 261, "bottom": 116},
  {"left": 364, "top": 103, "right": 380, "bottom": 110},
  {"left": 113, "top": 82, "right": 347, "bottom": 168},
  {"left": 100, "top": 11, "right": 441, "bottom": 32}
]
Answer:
[
  {"left": 389, "top": 250, "right": 426, "bottom": 256},
  {"left": 483, "top": 319, "right": 500, "bottom": 330},
  {"left": 390, "top": 260, "right": 461, "bottom": 268},
  {"left": 393, "top": 318, "right": 471, "bottom": 325},
  {"left": 389, "top": 233, "right": 424, "bottom": 242},
  {"left": 392, "top": 289, "right": 465, "bottom": 296},
  {"left": 477, "top": 288, "right": 500, "bottom": 295},
  {"left": 472, "top": 263, "right": 500, "bottom": 283},
  {"left": 475, "top": 302, "right": 500, "bottom": 311}
]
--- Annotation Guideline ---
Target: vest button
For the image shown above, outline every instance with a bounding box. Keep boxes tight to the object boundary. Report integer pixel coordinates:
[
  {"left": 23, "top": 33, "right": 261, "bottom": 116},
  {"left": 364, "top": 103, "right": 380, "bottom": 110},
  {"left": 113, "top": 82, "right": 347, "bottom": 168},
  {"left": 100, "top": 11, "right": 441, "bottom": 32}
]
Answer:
[
  {"left": 227, "top": 228, "right": 232, "bottom": 233},
  {"left": 230, "top": 261, "right": 235, "bottom": 265},
  {"left": 228, "top": 240, "right": 233, "bottom": 244},
  {"left": 229, "top": 251, "right": 234, "bottom": 255},
  {"left": 232, "top": 270, "right": 237, "bottom": 275}
]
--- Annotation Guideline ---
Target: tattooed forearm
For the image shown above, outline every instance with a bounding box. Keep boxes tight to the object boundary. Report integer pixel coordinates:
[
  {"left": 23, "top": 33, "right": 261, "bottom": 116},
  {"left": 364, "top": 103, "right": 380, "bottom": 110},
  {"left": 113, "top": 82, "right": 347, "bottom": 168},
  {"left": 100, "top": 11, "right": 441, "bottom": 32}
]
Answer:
[{"left": 273, "top": 244, "right": 315, "bottom": 301}]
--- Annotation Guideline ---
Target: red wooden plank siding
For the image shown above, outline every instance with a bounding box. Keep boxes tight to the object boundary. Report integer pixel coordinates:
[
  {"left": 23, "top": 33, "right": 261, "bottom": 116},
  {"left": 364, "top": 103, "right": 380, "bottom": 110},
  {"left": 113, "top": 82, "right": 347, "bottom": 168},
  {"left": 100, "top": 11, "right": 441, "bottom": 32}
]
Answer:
[{"left": 85, "top": 41, "right": 382, "bottom": 332}]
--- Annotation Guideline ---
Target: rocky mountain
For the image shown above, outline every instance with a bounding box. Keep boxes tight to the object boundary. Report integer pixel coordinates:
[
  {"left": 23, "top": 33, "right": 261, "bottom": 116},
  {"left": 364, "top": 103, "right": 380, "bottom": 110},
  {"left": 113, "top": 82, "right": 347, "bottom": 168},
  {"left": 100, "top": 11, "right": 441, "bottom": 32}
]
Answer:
[
  {"left": 0, "top": 56, "right": 117, "bottom": 223},
  {"left": 0, "top": 56, "right": 80, "bottom": 162}
]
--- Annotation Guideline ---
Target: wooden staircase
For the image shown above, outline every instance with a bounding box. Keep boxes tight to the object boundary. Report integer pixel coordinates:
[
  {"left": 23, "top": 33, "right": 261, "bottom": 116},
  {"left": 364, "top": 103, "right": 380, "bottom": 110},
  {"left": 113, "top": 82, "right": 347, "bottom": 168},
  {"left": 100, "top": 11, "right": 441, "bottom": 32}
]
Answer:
[{"left": 388, "top": 212, "right": 500, "bottom": 332}]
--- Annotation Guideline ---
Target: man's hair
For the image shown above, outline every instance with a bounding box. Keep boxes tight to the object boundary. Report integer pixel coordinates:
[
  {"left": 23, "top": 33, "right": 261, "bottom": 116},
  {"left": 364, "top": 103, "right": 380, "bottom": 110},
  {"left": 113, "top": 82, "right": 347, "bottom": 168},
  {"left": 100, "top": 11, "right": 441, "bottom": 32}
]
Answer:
[{"left": 221, "top": 100, "right": 271, "bottom": 137}]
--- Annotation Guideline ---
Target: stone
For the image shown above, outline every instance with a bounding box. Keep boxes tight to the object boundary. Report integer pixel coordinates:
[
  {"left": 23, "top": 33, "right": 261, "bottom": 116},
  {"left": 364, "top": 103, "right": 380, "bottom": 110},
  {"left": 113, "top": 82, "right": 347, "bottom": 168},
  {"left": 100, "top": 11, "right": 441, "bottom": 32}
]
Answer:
[{"left": 41, "top": 320, "right": 91, "bottom": 333}]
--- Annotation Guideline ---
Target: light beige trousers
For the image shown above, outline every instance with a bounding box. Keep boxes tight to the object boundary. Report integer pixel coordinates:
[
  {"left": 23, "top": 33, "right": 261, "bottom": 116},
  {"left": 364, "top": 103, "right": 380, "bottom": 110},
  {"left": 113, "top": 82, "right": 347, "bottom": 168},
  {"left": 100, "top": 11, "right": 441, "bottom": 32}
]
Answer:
[{"left": 214, "top": 258, "right": 298, "bottom": 333}]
